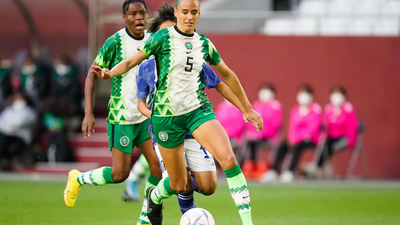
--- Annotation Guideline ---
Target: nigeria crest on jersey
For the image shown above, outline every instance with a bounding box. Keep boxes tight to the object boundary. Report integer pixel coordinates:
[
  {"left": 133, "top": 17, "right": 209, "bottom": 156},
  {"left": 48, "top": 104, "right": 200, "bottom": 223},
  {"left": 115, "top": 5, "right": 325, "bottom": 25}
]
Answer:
[{"left": 185, "top": 42, "right": 193, "bottom": 50}]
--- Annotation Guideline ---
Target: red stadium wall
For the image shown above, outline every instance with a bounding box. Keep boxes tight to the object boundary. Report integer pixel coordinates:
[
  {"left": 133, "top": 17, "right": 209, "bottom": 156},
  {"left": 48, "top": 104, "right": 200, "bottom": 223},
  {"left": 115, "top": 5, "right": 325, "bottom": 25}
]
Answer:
[{"left": 203, "top": 35, "right": 400, "bottom": 179}]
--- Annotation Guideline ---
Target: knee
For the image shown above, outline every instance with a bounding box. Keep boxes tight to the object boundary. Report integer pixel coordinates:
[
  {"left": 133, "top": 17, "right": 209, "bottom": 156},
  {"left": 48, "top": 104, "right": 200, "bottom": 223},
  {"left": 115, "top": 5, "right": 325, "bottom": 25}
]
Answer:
[
  {"left": 219, "top": 151, "right": 237, "bottom": 170},
  {"left": 111, "top": 170, "right": 129, "bottom": 183},
  {"left": 199, "top": 183, "right": 217, "bottom": 196}
]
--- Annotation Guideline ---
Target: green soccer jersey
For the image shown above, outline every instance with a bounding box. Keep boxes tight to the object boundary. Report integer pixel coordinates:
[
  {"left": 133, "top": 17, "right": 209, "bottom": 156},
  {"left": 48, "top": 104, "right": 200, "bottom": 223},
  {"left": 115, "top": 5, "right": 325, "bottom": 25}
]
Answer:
[
  {"left": 95, "top": 28, "right": 151, "bottom": 125},
  {"left": 139, "top": 26, "right": 222, "bottom": 117}
]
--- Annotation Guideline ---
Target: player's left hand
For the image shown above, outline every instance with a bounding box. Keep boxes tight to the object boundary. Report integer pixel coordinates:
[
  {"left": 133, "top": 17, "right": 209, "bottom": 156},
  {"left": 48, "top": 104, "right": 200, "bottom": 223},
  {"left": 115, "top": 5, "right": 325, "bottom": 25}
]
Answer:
[
  {"left": 243, "top": 109, "right": 264, "bottom": 131},
  {"left": 91, "top": 65, "right": 112, "bottom": 80}
]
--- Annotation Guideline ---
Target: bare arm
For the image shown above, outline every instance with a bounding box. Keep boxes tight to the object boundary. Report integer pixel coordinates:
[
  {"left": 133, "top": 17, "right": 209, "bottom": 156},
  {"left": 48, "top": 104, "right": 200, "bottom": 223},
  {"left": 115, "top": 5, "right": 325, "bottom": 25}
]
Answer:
[
  {"left": 215, "top": 60, "right": 252, "bottom": 112},
  {"left": 214, "top": 60, "right": 264, "bottom": 131},
  {"left": 92, "top": 51, "right": 147, "bottom": 79},
  {"left": 84, "top": 63, "right": 98, "bottom": 115},
  {"left": 137, "top": 98, "right": 151, "bottom": 119},
  {"left": 214, "top": 82, "right": 244, "bottom": 113},
  {"left": 81, "top": 63, "right": 98, "bottom": 138}
]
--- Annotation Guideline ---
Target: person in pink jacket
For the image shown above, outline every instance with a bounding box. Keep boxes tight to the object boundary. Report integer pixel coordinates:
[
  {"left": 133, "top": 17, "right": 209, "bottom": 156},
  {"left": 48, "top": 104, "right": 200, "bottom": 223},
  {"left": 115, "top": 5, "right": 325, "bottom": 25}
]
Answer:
[
  {"left": 245, "top": 83, "right": 282, "bottom": 175},
  {"left": 215, "top": 97, "right": 246, "bottom": 146},
  {"left": 261, "top": 84, "right": 322, "bottom": 183},
  {"left": 316, "top": 85, "right": 359, "bottom": 169}
]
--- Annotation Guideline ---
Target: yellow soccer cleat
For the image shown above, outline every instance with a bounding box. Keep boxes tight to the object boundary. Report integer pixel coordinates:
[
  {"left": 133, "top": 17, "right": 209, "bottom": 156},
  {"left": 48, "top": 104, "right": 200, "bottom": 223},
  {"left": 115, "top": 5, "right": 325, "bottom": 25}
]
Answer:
[{"left": 64, "top": 169, "right": 82, "bottom": 208}]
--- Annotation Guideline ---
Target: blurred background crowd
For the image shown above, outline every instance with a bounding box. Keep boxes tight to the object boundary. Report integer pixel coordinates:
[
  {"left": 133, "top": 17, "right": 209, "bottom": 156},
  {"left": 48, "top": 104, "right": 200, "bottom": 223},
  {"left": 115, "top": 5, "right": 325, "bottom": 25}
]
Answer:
[{"left": 0, "top": 0, "right": 399, "bottom": 180}]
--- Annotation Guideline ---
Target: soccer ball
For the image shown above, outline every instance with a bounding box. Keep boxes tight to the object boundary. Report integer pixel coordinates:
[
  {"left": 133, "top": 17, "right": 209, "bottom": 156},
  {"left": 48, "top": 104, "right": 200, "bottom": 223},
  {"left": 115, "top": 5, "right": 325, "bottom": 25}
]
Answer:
[{"left": 179, "top": 208, "right": 215, "bottom": 225}]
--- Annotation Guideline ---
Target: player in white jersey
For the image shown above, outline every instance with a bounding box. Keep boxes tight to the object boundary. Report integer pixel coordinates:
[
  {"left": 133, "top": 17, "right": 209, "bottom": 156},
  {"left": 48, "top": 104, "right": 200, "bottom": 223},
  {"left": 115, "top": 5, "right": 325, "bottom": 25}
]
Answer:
[
  {"left": 92, "top": 1, "right": 264, "bottom": 224},
  {"left": 64, "top": 0, "right": 162, "bottom": 210}
]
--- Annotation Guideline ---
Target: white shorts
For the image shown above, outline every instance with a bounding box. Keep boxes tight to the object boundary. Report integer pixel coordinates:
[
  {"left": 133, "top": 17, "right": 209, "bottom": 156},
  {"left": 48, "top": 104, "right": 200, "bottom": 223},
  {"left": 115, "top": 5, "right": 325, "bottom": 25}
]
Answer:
[{"left": 154, "top": 139, "right": 216, "bottom": 178}]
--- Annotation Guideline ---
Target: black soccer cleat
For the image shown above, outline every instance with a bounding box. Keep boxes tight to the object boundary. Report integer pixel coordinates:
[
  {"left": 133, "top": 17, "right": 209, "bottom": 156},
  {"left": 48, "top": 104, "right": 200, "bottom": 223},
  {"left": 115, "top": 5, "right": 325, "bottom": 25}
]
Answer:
[{"left": 146, "top": 186, "right": 163, "bottom": 225}]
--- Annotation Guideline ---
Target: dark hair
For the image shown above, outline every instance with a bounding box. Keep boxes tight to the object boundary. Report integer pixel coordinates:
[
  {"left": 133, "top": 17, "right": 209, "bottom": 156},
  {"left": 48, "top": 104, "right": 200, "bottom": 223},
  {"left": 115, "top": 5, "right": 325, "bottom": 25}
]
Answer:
[
  {"left": 259, "top": 82, "right": 276, "bottom": 93},
  {"left": 148, "top": 3, "right": 176, "bottom": 33},
  {"left": 122, "top": 0, "right": 148, "bottom": 15},
  {"left": 298, "top": 84, "right": 314, "bottom": 95},
  {"left": 330, "top": 85, "right": 347, "bottom": 96}
]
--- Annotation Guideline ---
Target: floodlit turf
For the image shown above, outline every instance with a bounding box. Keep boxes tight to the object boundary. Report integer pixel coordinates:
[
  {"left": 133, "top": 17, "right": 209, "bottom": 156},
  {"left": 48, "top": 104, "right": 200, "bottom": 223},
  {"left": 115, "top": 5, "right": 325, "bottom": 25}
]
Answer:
[{"left": 1, "top": 182, "right": 400, "bottom": 225}]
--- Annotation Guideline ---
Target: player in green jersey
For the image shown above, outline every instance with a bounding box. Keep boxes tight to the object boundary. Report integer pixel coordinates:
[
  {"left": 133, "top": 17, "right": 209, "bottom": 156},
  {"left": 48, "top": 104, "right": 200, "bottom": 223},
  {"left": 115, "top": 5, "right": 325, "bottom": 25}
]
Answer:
[
  {"left": 64, "top": 0, "right": 162, "bottom": 210},
  {"left": 92, "top": 0, "right": 263, "bottom": 224}
]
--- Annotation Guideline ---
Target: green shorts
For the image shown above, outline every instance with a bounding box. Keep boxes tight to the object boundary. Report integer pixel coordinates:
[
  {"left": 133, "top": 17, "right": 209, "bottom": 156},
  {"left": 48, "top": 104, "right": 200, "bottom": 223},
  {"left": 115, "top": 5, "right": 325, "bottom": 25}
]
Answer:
[
  {"left": 107, "top": 119, "right": 151, "bottom": 153},
  {"left": 151, "top": 106, "right": 216, "bottom": 149}
]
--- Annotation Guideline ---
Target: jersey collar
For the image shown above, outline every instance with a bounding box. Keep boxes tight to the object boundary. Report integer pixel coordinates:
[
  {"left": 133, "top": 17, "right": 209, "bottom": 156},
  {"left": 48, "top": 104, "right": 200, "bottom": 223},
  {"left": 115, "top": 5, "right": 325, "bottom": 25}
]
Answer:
[
  {"left": 125, "top": 27, "right": 145, "bottom": 40},
  {"left": 174, "top": 25, "right": 194, "bottom": 37}
]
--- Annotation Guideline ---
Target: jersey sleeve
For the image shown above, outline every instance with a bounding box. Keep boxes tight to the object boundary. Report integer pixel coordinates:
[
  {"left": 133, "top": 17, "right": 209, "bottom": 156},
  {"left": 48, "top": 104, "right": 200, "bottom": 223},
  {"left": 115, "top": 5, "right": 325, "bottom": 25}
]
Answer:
[
  {"left": 205, "top": 39, "right": 222, "bottom": 66},
  {"left": 94, "top": 36, "right": 116, "bottom": 69},
  {"left": 136, "top": 62, "right": 151, "bottom": 100},
  {"left": 200, "top": 63, "right": 221, "bottom": 89},
  {"left": 138, "top": 29, "right": 167, "bottom": 58}
]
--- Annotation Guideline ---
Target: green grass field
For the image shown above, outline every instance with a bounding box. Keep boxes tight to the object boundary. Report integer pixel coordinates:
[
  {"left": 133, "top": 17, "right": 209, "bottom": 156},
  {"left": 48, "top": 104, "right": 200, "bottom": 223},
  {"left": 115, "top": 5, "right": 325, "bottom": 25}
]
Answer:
[{"left": 1, "top": 181, "right": 400, "bottom": 225}]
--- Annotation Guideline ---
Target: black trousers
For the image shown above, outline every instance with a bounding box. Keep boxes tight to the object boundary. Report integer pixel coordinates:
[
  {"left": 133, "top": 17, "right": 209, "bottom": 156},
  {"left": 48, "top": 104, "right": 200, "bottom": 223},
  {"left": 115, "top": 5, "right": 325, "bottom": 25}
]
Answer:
[
  {"left": 0, "top": 132, "right": 27, "bottom": 160},
  {"left": 272, "top": 140, "right": 316, "bottom": 172},
  {"left": 317, "top": 137, "right": 347, "bottom": 168},
  {"left": 247, "top": 140, "right": 268, "bottom": 162}
]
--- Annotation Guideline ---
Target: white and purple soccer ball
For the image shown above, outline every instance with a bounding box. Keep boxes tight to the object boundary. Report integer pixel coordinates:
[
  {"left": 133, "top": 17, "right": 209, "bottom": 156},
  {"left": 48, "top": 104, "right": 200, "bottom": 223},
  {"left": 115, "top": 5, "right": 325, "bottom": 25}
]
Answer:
[{"left": 179, "top": 208, "right": 215, "bottom": 225}]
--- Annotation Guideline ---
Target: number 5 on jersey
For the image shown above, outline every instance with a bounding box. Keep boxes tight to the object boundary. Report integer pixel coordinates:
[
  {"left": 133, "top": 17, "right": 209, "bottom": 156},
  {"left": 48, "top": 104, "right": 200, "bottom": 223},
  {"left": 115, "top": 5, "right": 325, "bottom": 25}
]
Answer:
[{"left": 185, "top": 56, "right": 193, "bottom": 72}]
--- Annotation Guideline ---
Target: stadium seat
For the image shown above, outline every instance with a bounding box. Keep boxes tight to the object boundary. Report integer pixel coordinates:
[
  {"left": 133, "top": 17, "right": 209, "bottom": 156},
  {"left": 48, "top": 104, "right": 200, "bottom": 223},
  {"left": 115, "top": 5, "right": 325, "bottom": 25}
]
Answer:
[
  {"left": 298, "top": 0, "right": 328, "bottom": 15},
  {"left": 373, "top": 18, "right": 400, "bottom": 36},
  {"left": 319, "top": 18, "right": 349, "bottom": 36},
  {"left": 294, "top": 17, "right": 318, "bottom": 35},
  {"left": 346, "top": 122, "right": 367, "bottom": 179},
  {"left": 312, "top": 123, "right": 368, "bottom": 179},
  {"left": 327, "top": 0, "right": 357, "bottom": 15},
  {"left": 381, "top": 0, "right": 400, "bottom": 16},
  {"left": 348, "top": 19, "right": 374, "bottom": 36},
  {"left": 263, "top": 18, "right": 295, "bottom": 35},
  {"left": 355, "top": 0, "right": 383, "bottom": 15}
]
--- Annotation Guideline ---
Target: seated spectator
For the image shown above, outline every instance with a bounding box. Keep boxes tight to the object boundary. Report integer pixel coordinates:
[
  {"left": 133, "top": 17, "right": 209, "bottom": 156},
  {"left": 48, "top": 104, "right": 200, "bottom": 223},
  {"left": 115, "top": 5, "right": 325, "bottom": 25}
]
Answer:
[
  {"left": 245, "top": 83, "right": 282, "bottom": 177},
  {"left": 215, "top": 97, "right": 246, "bottom": 164},
  {"left": 19, "top": 54, "right": 51, "bottom": 109},
  {"left": 0, "top": 92, "right": 37, "bottom": 170},
  {"left": 308, "top": 85, "right": 359, "bottom": 176},
  {"left": 261, "top": 84, "right": 322, "bottom": 183},
  {"left": 0, "top": 60, "right": 13, "bottom": 111},
  {"left": 51, "top": 55, "right": 83, "bottom": 132}
]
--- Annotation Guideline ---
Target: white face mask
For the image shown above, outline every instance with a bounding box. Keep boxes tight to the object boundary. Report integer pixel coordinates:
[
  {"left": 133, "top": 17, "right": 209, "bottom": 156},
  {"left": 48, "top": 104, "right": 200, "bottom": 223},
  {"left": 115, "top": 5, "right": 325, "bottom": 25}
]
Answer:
[
  {"left": 258, "top": 89, "right": 274, "bottom": 102},
  {"left": 55, "top": 63, "right": 69, "bottom": 76},
  {"left": 297, "top": 92, "right": 312, "bottom": 105},
  {"left": 330, "top": 93, "right": 345, "bottom": 106},
  {"left": 12, "top": 99, "right": 27, "bottom": 111},
  {"left": 22, "top": 65, "right": 37, "bottom": 76}
]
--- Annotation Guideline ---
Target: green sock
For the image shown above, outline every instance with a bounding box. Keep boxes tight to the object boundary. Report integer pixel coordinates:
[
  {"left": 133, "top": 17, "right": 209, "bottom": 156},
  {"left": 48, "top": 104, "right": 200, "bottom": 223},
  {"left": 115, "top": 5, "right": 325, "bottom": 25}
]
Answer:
[
  {"left": 144, "top": 174, "right": 162, "bottom": 196},
  {"left": 150, "top": 177, "right": 176, "bottom": 205},
  {"left": 137, "top": 174, "right": 162, "bottom": 225},
  {"left": 224, "top": 164, "right": 253, "bottom": 225},
  {"left": 77, "top": 167, "right": 114, "bottom": 186}
]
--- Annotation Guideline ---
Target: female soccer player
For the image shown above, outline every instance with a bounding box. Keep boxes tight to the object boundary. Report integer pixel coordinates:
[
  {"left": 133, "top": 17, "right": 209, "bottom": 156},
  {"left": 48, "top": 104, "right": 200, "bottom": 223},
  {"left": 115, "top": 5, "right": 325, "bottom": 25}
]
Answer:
[
  {"left": 64, "top": 0, "right": 162, "bottom": 209},
  {"left": 92, "top": 0, "right": 263, "bottom": 224},
  {"left": 134, "top": 4, "right": 250, "bottom": 224}
]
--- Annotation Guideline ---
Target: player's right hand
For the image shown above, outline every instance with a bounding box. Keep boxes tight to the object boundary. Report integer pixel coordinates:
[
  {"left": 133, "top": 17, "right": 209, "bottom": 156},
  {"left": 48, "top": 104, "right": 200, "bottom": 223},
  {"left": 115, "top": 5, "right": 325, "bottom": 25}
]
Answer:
[
  {"left": 82, "top": 114, "right": 95, "bottom": 138},
  {"left": 91, "top": 65, "right": 112, "bottom": 80}
]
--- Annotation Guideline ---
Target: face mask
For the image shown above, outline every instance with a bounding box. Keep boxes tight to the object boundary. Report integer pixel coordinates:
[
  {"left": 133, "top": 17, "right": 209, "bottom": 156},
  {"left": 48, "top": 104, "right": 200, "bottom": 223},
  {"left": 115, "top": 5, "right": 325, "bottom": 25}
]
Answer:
[
  {"left": 22, "top": 65, "right": 36, "bottom": 75},
  {"left": 258, "top": 89, "right": 274, "bottom": 102},
  {"left": 12, "top": 99, "right": 27, "bottom": 111},
  {"left": 330, "top": 93, "right": 345, "bottom": 106},
  {"left": 297, "top": 92, "right": 312, "bottom": 105},
  {"left": 55, "top": 63, "right": 69, "bottom": 76}
]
